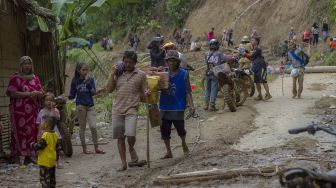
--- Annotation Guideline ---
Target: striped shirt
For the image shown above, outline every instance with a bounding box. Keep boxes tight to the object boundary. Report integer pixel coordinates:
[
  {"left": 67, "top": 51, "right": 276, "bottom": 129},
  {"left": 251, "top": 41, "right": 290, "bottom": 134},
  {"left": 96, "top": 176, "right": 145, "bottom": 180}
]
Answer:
[{"left": 112, "top": 69, "right": 146, "bottom": 115}]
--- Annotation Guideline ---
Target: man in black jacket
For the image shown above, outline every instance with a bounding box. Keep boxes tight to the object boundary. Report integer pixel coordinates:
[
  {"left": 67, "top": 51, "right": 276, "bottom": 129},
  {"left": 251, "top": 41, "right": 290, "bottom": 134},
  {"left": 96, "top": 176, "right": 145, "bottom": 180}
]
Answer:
[{"left": 148, "top": 37, "right": 165, "bottom": 67}]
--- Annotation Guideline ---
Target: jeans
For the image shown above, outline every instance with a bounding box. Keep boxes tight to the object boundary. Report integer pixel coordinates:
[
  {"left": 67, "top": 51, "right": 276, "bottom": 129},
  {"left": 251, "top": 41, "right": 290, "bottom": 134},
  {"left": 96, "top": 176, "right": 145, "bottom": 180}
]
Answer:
[
  {"left": 76, "top": 105, "right": 98, "bottom": 147},
  {"left": 204, "top": 74, "right": 218, "bottom": 105}
]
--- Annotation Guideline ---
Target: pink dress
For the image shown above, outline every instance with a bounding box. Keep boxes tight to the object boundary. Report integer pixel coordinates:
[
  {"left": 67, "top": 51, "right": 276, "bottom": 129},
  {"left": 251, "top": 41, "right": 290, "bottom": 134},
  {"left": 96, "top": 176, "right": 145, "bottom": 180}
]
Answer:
[{"left": 6, "top": 74, "right": 42, "bottom": 157}]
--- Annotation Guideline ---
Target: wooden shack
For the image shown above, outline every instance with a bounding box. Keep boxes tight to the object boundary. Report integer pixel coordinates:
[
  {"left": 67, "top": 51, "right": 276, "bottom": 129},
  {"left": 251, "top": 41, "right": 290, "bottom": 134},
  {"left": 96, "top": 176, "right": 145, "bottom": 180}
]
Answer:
[{"left": 0, "top": 0, "right": 64, "bottom": 155}]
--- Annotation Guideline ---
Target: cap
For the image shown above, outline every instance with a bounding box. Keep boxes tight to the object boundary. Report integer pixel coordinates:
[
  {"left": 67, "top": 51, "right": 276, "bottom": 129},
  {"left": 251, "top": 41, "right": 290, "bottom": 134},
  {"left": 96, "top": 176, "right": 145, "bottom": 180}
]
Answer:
[
  {"left": 164, "top": 50, "right": 180, "bottom": 62},
  {"left": 163, "top": 42, "right": 176, "bottom": 49}
]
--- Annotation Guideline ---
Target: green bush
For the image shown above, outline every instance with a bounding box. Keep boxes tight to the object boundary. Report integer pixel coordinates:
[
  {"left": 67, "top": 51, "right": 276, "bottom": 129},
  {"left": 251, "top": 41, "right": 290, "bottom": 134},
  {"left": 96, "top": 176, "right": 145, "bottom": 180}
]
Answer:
[
  {"left": 165, "top": 0, "right": 196, "bottom": 28},
  {"left": 324, "top": 52, "right": 336, "bottom": 66},
  {"left": 67, "top": 48, "right": 96, "bottom": 70},
  {"left": 94, "top": 94, "right": 114, "bottom": 113}
]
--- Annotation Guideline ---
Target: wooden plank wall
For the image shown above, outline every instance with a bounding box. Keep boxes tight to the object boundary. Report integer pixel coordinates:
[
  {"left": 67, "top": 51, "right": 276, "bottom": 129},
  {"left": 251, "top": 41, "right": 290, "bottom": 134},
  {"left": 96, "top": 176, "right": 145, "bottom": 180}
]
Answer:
[{"left": 0, "top": 0, "right": 27, "bottom": 153}]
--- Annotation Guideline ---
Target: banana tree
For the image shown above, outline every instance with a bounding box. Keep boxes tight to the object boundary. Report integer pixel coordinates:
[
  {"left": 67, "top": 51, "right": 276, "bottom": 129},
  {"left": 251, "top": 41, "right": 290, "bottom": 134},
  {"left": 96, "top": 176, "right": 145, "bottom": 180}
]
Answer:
[
  {"left": 47, "top": 0, "right": 141, "bottom": 79},
  {"left": 50, "top": 0, "right": 141, "bottom": 44}
]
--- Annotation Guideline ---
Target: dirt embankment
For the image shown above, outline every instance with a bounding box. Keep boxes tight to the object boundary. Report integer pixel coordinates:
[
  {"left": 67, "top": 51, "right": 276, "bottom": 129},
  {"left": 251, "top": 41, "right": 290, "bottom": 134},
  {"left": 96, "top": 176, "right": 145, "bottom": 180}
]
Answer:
[{"left": 138, "top": 0, "right": 330, "bottom": 50}]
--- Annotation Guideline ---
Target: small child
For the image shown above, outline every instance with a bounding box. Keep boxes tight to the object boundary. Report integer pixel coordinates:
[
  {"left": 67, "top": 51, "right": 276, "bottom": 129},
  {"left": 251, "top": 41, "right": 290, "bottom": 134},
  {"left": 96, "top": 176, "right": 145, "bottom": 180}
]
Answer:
[
  {"left": 36, "top": 92, "right": 63, "bottom": 168},
  {"left": 31, "top": 116, "right": 59, "bottom": 188},
  {"left": 329, "top": 38, "right": 335, "bottom": 51}
]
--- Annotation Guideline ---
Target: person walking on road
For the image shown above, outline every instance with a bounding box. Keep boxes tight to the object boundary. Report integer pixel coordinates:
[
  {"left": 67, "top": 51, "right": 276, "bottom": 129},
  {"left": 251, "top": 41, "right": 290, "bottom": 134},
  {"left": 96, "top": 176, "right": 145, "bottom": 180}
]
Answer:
[
  {"left": 204, "top": 39, "right": 227, "bottom": 111},
  {"left": 106, "top": 51, "right": 148, "bottom": 171},
  {"left": 287, "top": 41, "right": 306, "bottom": 99},
  {"left": 148, "top": 37, "right": 165, "bottom": 68},
  {"left": 244, "top": 38, "right": 272, "bottom": 101},
  {"left": 159, "top": 50, "right": 195, "bottom": 159},
  {"left": 69, "top": 63, "right": 105, "bottom": 155}
]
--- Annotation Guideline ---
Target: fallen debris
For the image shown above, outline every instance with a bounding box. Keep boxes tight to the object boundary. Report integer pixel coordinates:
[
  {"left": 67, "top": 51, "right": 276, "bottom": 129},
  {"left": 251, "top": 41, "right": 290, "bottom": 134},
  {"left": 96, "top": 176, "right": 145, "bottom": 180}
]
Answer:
[{"left": 154, "top": 165, "right": 282, "bottom": 185}]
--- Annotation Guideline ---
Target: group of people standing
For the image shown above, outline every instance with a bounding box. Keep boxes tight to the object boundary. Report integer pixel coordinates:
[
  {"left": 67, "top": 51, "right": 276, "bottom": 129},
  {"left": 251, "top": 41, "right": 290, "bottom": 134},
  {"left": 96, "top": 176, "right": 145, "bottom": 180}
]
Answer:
[
  {"left": 289, "top": 18, "right": 330, "bottom": 48},
  {"left": 5, "top": 56, "right": 105, "bottom": 187},
  {"left": 203, "top": 34, "right": 272, "bottom": 111},
  {"left": 3, "top": 24, "right": 314, "bottom": 187}
]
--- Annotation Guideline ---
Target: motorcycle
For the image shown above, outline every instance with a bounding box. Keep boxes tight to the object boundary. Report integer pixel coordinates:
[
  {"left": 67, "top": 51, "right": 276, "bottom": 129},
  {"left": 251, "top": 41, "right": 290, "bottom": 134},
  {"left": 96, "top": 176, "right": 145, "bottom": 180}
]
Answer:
[
  {"left": 228, "top": 54, "right": 255, "bottom": 97},
  {"left": 280, "top": 122, "right": 336, "bottom": 188},
  {"left": 54, "top": 96, "right": 74, "bottom": 157},
  {"left": 213, "top": 63, "right": 237, "bottom": 112},
  {"left": 232, "top": 68, "right": 250, "bottom": 106}
]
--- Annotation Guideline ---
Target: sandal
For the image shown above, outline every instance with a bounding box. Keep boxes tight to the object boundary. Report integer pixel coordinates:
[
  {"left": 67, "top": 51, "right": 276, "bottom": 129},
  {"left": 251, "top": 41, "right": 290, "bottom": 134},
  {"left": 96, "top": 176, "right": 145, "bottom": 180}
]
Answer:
[
  {"left": 116, "top": 166, "right": 127, "bottom": 172},
  {"left": 95, "top": 149, "right": 105, "bottom": 154},
  {"left": 130, "top": 149, "right": 138, "bottom": 163},
  {"left": 83, "top": 150, "right": 94, "bottom": 154}
]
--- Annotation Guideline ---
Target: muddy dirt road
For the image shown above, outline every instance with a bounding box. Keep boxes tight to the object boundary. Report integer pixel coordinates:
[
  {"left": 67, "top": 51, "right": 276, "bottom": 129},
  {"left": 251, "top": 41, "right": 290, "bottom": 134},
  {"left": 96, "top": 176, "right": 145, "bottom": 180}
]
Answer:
[{"left": 1, "top": 73, "right": 336, "bottom": 188}]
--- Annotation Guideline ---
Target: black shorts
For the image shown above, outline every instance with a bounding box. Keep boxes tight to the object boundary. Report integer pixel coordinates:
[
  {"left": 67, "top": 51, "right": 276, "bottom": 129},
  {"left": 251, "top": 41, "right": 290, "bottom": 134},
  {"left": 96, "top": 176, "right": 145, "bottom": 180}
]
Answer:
[
  {"left": 161, "top": 119, "right": 186, "bottom": 139},
  {"left": 253, "top": 67, "right": 267, "bottom": 83}
]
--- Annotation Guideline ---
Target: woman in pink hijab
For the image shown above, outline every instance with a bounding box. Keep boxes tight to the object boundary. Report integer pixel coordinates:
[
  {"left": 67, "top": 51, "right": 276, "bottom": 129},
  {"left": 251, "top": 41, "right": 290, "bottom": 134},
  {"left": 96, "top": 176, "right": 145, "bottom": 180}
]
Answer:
[{"left": 6, "top": 56, "right": 43, "bottom": 165}]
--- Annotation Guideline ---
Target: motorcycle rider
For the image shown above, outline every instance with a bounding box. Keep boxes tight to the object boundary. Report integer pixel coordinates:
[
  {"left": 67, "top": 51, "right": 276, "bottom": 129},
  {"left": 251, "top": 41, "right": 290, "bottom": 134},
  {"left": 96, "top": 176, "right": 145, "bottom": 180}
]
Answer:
[
  {"left": 204, "top": 39, "right": 228, "bottom": 111},
  {"left": 238, "top": 36, "right": 253, "bottom": 69}
]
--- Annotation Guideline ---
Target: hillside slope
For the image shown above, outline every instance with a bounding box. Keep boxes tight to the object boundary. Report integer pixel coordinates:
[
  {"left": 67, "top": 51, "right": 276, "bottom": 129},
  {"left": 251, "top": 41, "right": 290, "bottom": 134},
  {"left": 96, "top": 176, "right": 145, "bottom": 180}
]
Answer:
[{"left": 141, "top": 0, "right": 330, "bottom": 48}]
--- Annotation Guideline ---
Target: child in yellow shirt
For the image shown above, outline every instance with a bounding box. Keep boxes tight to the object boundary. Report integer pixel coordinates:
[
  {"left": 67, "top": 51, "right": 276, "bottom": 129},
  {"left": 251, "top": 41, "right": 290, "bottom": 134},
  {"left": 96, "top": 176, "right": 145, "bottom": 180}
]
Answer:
[{"left": 31, "top": 116, "right": 59, "bottom": 188}]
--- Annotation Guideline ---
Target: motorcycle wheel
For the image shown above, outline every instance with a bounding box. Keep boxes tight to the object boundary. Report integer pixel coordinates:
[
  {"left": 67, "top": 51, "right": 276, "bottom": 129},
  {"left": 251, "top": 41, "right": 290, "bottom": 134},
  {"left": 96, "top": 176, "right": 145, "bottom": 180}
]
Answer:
[
  {"left": 222, "top": 84, "right": 236, "bottom": 112},
  {"left": 57, "top": 122, "right": 73, "bottom": 157},
  {"left": 246, "top": 75, "right": 255, "bottom": 97},
  {"left": 241, "top": 74, "right": 255, "bottom": 97},
  {"left": 234, "top": 81, "right": 248, "bottom": 106}
]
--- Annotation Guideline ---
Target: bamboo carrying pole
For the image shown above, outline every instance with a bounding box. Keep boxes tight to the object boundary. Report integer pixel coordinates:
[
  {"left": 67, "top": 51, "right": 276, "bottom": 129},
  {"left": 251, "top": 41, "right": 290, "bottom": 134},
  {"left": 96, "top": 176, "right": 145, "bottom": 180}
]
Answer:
[{"left": 146, "top": 97, "right": 150, "bottom": 168}]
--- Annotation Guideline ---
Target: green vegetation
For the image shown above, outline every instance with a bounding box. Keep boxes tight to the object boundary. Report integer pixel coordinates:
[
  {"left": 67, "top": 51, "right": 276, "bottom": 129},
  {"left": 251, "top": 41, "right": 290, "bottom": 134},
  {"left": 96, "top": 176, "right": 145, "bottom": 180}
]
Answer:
[
  {"left": 165, "top": 0, "right": 199, "bottom": 28},
  {"left": 79, "top": 0, "right": 159, "bottom": 43},
  {"left": 311, "top": 51, "right": 336, "bottom": 66},
  {"left": 94, "top": 94, "right": 114, "bottom": 113},
  {"left": 330, "top": 0, "right": 336, "bottom": 22},
  {"left": 189, "top": 74, "right": 204, "bottom": 107}
]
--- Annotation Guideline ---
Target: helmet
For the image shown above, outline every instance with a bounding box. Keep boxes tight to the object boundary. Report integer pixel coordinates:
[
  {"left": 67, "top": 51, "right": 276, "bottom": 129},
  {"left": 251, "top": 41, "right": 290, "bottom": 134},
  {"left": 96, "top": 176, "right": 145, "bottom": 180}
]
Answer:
[
  {"left": 209, "top": 39, "right": 220, "bottom": 50},
  {"left": 241, "top": 36, "right": 250, "bottom": 43}
]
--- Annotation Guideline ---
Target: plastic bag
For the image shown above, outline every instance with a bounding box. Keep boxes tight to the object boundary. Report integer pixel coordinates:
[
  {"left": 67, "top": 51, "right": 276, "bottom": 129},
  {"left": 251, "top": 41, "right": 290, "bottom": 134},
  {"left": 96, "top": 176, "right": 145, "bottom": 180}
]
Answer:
[{"left": 290, "top": 68, "right": 299, "bottom": 77}]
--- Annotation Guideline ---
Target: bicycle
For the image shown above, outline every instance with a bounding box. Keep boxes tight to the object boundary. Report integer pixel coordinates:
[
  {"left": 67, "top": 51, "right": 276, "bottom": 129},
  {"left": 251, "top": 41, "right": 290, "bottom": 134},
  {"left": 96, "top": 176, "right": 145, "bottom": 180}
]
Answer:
[{"left": 279, "top": 122, "right": 336, "bottom": 188}]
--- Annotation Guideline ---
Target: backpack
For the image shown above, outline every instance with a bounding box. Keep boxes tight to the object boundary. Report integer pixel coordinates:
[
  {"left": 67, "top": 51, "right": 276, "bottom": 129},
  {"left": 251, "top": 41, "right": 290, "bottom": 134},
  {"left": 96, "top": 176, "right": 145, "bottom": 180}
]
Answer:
[
  {"left": 300, "top": 51, "right": 309, "bottom": 66},
  {"left": 289, "top": 50, "right": 309, "bottom": 66}
]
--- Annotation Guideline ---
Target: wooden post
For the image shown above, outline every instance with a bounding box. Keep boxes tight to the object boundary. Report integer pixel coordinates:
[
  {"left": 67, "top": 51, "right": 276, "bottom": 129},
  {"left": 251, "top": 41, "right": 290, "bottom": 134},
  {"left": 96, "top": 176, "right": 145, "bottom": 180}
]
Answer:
[{"left": 146, "top": 99, "right": 150, "bottom": 168}]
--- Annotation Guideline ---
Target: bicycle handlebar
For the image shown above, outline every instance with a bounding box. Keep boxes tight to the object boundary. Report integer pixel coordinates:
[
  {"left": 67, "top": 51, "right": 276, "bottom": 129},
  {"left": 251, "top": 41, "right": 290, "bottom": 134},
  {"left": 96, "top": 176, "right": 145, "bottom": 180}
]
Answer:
[
  {"left": 288, "top": 122, "right": 336, "bottom": 136},
  {"left": 288, "top": 124, "right": 315, "bottom": 134}
]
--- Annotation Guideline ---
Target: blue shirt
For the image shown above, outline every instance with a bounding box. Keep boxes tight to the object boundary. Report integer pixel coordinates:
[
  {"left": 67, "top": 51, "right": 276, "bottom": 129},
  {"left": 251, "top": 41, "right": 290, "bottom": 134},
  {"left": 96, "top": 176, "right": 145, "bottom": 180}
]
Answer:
[
  {"left": 69, "top": 75, "right": 96, "bottom": 107},
  {"left": 160, "top": 69, "right": 189, "bottom": 111}
]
